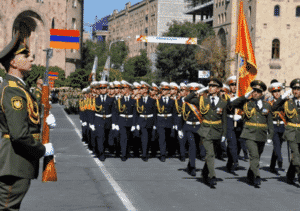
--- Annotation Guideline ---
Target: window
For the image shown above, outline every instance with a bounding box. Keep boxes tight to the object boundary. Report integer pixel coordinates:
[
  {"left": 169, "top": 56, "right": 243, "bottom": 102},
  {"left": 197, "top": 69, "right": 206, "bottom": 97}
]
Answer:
[
  {"left": 272, "top": 39, "right": 280, "bottom": 59},
  {"left": 274, "top": 5, "right": 280, "bottom": 16},
  {"left": 296, "top": 6, "right": 300, "bottom": 17},
  {"left": 221, "top": 13, "right": 224, "bottom": 23},
  {"left": 72, "top": 0, "right": 77, "bottom": 8},
  {"left": 37, "top": 0, "right": 44, "bottom": 2},
  {"left": 145, "top": 28, "right": 148, "bottom": 34},
  {"left": 224, "top": 12, "right": 226, "bottom": 22},
  {"left": 218, "top": 15, "right": 220, "bottom": 24},
  {"left": 145, "top": 15, "right": 148, "bottom": 21},
  {"left": 249, "top": 6, "right": 251, "bottom": 17},
  {"left": 72, "top": 18, "right": 76, "bottom": 29},
  {"left": 51, "top": 18, "right": 55, "bottom": 29}
]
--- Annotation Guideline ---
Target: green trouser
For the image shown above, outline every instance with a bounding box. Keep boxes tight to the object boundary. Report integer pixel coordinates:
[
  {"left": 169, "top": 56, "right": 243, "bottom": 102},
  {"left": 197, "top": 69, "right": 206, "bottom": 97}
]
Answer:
[
  {"left": 202, "top": 138, "right": 217, "bottom": 178},
  {"left": 246, "top": 140, "right": 265, "bottom": 178},
  {"left": 288, "top": 141, "right": 300, "bottom": 174},
  {"left": 0, "top": 176, "right": 31, "bottom": 211}
]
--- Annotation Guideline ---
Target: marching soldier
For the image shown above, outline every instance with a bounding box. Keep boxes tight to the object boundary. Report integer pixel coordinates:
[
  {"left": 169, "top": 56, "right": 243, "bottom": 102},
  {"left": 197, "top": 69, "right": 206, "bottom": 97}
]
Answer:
[
  {"left": 133, "top": 81, "right": 157, "bottom": 161},
  {"left": 267, "top": 80, "right": 286, "bottom": 174},
  {"left": 230, "top": 80, "right": 274, "bottom": 187},
  {"left": 181, "top": 83, "right": 204, "bottom": 176},
  {"left": 272, "top": 78, "right": 300, "bottom": 185},
  {"left": 155, "top": 82, "right": 176, "bottom": 162},
  {"left": 94, "top": 81, "right": 114, "bottom": 161},
  {"left": 185, "top": 77, "right": 227, "bottom": 188},
  {"left": 115, "top": 81, "right": 135, "bottom": 161}
]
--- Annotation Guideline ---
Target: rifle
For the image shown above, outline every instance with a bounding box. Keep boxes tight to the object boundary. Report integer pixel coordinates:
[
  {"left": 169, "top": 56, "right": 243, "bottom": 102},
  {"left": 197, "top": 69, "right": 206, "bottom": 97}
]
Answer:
[{"left": 41, "top": 48, "right": 57, "bottom": 182}]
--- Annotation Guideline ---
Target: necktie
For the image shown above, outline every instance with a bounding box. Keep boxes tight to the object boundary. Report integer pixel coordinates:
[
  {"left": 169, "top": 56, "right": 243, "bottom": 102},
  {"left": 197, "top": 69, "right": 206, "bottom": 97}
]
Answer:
[
  {"left": 144, "top": 97, "right": 146, "bottom": 103},
  {"left": 163, "top": 97, "right": 165, "bottom": 103},
  {"left": 211, "top": 97, "right": 215, "bottom": 107},
  {"left": 297, "top": 101, "right": 300, "bottom": 108}
]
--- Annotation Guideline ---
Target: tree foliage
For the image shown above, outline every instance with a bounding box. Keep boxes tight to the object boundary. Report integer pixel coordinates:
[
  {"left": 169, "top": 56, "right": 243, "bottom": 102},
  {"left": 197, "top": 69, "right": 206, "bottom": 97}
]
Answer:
[
  {"left": 195, "top": 35, "right": 234, "bottom": 82},
  {"left": 155, "top": 20, "right": 215, "bottom": 83}
]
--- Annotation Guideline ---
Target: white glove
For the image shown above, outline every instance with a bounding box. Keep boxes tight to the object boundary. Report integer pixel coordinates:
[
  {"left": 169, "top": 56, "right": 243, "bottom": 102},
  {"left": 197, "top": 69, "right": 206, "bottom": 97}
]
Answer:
[
  {"left": 230, "top": 96, "right": 238, "bottom": 102},
  {"left": 131, "top": 126, "right": 136, "bottom": 131},
  {"left": 153, "top": 126, "right": 156, "bottom": 130},
  {"left": 282, "top": 89, "right": 292, "bottom": 99},
  {"left": 82, "top": 122, "right": 87, "bottom": 126},
  {"left": 44, "top": 143, "right": 54, "bottom": 156},
  {"left": 245, "top": 90, "right": 254, "bottom": 99},
  {"left": 196, "top": 87, "right": 209, "bottom": 94},
  {"left": 233, "top": 115, "right": 242, "bottom": 121},
  {"left": 112, "top": 124, "right": 116, "bottom": 130},
  {"left": 115, "top": 125, "right": 120, "bottom": 131},
  {"left": 46, "top": 113, "right": 56, "bottom": 127},
  {"left": 178, "top": 130, "right": 184, "bottom": 139},
  {"left": 136, "top": 125, "right": 140, "bottom": 130},
  {"left": 174, "top": 125, "right": 178, "bottom": 130},
  {"left": 221, "top": 136, "right": 226, "bottom": 142},
  {"left": 80, "top": 120, "right": 82, "bottom": 123},
  {"left": 90, "top": 125, "right": 95, "bottom": 131},
  {"left": 172, "top": 125, "right": 175, "bottom": 129},
  {"left": 267, "top": 139, "right": 272, "bottom": 144}
]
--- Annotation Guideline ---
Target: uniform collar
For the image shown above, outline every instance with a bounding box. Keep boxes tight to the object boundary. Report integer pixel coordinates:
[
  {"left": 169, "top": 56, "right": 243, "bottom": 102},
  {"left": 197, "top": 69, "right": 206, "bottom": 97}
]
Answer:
[{"left": 5, "top": 74, "right": 27, "bottom": 88}]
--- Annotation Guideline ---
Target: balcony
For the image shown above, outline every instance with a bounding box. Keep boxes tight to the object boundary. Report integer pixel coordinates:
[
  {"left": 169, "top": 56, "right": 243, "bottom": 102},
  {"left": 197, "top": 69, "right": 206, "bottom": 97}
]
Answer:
[
  {"left": 185, "top": 0, "right": 214, "bottom": 15},
  {"left": 269, "top": 59, "right": 282, "bottom": 69}
]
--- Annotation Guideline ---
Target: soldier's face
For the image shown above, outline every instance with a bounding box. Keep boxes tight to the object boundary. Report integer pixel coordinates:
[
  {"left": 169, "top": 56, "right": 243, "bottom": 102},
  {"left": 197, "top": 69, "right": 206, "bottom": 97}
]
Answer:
[
  {"left": 229, "top": 83, "right": 236, "bottom": 93},
  {"left": 100, "top": 87, "right": 107, "bottom": 95},
  {"left": 272, "top": 90, "right": 281, "bottom": 99},
  {"left": 12, "top": 52, "right": 34, "bottom": 73},
  {"left": 170, "top": 88, "right": 176, "bottom": 95},
  {"left": 292, "top": 88, "right": 300, "bottom": 99},
  {"left": 252, "top": 89, "right": 263, "bottom": 100},
  {"left": 208, "top": 85, "right": 219, "bottom": 95}
]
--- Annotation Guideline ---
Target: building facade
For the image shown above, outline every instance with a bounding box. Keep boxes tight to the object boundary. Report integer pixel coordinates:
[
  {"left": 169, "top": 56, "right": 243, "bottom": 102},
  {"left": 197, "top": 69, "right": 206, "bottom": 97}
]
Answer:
[
  {"left": 108, "top": 0, "right": 193, "bottom": 71},
  {"left": 0, "top": 0, "right": 83, "bottom": 77},
  {"left": 188, "top": 0, "right": 300, "bottom": 86},
  {"left": 92, "top": 15, "right": 110, "bottom": 42}
]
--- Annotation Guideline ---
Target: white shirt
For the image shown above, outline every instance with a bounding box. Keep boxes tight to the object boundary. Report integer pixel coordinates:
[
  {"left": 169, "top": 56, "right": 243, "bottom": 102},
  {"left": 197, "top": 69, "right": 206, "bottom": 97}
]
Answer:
[
  {"left": 143, "top": 96, "right": 148, "bottom": 103},
  {"left": 124, "top": 96, "right": 130, "bottom": 102},
  {"left": 100, "top": 95, "right": 107, "bottom": 102},
  {"left": 210, "top": 96, "right": 219, "bottom": 106},
  {"left": 13, "top": 75, "right": 26, "bottom": 86},
  {"left": 257, "top": 99, "right": 263, "bottom": 109},
  {"left": 163, "top": 96, "right": 169, "bottom": 104}
]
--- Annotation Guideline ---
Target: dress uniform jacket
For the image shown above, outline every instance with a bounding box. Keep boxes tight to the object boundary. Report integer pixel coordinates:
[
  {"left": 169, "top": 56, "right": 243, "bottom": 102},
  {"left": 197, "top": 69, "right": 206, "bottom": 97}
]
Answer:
[
  {"left": 273, "top": 97, "right": 300, "bottom": 142},
  {"left": 185, "top": 93, "right": 227, "bottom": 140},
  {"left": 156, "top": 97, "right": 176, "bottom": 128},
  {"left": 134, "top": 96, "right": 157, "bottom": 128},
  {"left": 230, "top": 96, "right": 274, "bottom": 141},
  {"left": 0, "top": 75, "right": 45, "bottom": 179},
  {"left": 117, "top": 96, "right": 136, "bottom": 127},
  {"left": 95, "top": 95, "right": 114, "bottom": 129}
]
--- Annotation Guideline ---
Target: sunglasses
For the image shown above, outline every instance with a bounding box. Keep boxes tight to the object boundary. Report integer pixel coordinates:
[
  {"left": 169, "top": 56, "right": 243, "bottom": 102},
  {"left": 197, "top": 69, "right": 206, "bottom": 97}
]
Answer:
[
  {"left": 209, "top": 84, "right": 218, "bottom": 87},
  {"left": 271, "top": 90, "right": 281, "bottom": 93},
  {"left": 253, "top": 89, "right": 262, "bottom": 93},
  {"left": 162, "top": 89, "right": 170, "bottom": 91},
  {"left": 292, "top": 87, "right": 300, "bottom": 90},
  {"left": 98, "top": 87, "right": 106, "bottom": 90},
  {"left": 230, "top": 83, "right": 237, "bottom": 86}
]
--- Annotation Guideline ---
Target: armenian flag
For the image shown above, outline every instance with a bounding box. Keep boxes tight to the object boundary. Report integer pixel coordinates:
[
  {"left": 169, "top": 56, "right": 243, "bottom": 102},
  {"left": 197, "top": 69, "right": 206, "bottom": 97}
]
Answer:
[
  {"left": 235, "top": 0, "right": 257, "bottom": 97},
  {"left": 50, "top": 29, "right": 80, "bottom": 50}
]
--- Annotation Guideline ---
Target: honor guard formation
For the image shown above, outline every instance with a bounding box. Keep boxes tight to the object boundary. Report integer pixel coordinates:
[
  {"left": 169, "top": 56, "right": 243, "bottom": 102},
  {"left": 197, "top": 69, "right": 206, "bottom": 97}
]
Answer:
[{"left": 77, "top": 76, "right": 300, "bottom": 188}]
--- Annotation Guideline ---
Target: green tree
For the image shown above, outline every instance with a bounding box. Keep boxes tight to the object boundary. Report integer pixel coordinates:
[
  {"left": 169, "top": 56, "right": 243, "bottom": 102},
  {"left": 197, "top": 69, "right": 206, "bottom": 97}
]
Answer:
[
  {"left": 24, "top": 65, "right": 45, "bottom": 87},
  {"left": 123, "top": 49, "right": 152, "bottom": 83},
  {"left": 110, "top": 42, "right": 129, "bottom": 70},
  {"left": 0, "top": 68, "right": 6, "bottom": 78},
  {"left": 155, "top": 20, "right": 215, "bottom": 82}
]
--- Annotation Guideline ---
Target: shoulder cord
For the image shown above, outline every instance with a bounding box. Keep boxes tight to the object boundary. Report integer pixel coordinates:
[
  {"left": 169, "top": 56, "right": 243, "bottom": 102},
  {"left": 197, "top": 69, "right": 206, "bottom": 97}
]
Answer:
[
  {"left": 156, "top": 99, "right": 165, "bottom": 114},
  {"left": 199, "top": 96, "right": 210, "bottom": 115},
  {"left": 136, "top": 99, "right": 144, "bottom": 113},
  {"left": 175, "top": 99, "right": 182, "bottom": 114},
  {"left": 243, "top": 102, "right": 256, "bottom": 119},
  {"left": 182, "top": 103, "right": 191, "bottom": 121},
  {"left": 118, "top": 98, "right": 126, "bottom": 113},
  {"left": 284, "top": 100, "right": 297, "bottom": 119}
]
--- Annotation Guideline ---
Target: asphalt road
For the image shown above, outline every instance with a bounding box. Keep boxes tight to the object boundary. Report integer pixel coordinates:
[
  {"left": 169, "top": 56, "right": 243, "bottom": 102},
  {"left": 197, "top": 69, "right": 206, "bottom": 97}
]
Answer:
[{"left": 21, "top": 104, "right": 300, "bottom": 211}]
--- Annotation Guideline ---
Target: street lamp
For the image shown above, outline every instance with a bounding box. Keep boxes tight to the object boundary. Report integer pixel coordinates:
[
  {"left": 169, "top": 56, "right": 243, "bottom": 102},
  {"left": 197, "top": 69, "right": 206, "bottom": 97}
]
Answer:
[{"left": 101, "top": 36, "right": 130, "bottom": 81}]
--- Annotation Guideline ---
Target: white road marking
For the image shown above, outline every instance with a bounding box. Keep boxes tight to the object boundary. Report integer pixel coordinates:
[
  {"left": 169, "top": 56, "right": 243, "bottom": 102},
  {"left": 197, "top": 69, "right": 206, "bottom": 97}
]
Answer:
[{"left": 61, "top": 107, "right": 138, "bottom": 211}]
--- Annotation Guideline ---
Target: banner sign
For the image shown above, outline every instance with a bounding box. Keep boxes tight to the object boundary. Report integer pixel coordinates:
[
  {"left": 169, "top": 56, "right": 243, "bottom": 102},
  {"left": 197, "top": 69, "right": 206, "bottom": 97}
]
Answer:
[
  {"left": 136, "top": 35, "right": 197, "bottom": 45},
  {"left": 198, "top": 70, "right": 210, "bottom": 78},
  {"left": 50, "top": 29, "right": 80, "bottom": 50}
]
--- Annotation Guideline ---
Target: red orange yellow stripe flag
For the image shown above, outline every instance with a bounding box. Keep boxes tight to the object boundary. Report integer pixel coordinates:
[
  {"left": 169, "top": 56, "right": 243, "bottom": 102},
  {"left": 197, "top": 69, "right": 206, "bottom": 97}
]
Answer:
[{"left": 235, "top": 0, "right": 257, "bottom": 97}]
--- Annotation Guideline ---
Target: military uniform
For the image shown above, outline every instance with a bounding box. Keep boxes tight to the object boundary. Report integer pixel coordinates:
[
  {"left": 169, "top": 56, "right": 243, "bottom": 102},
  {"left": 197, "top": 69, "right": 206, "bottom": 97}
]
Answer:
[
  {"left": 0, "top": 31, "right": 46, "bottom": 210},
  {"left": 273, "top": 78, "right": 300, "bottom": 184},
  {"left": 230, "top": 80, "right": 274, "bottom": 186},
  {"left": 185, "top": 78, "right": 227, "bottom": 187}
]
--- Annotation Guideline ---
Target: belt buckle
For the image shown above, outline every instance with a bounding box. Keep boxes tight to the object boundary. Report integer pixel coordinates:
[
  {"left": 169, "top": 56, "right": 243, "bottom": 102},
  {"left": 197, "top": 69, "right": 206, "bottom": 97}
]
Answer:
[
  {"left": 125, "top": 115, "right": 128, "bottom": 118},
  {"left": 164, "top": 114, "right": 167, "bottom": 119},
  {"left": 103, "top": 115, "right": 106, "bottom": 120},
  {"left": 277, "top": 119, "right": 280, "bottom": 126},
  {"left": 192, "top": 122, "right": 196, "bottom": 126},
  {"left": 145, "top": 116, "right": 147, "bottom": 120}
]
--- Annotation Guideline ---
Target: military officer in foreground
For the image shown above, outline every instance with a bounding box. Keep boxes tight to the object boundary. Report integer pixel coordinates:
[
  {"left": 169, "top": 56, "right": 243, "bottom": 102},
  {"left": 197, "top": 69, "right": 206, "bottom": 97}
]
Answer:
[
  {"left": 0, "top": 29, "right": 54, "bottom": 210},
  {"left": 185, "top": 77, "right": 227, "bottom": 188},
  {"left": 272, "top": 79, "right": 300, "bottom": 185},
  {"left": 230, "top": 80, "right": 274, "bottom": 187}
]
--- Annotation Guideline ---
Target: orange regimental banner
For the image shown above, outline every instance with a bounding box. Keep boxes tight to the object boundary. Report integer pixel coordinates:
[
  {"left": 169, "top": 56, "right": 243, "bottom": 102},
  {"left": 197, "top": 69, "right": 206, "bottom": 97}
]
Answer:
[
  {"left": 235, "top": 0, "right": 257, "bottom": 97},
  {"left": 186, "top": 102, "right": 203, "bottom": 123}
]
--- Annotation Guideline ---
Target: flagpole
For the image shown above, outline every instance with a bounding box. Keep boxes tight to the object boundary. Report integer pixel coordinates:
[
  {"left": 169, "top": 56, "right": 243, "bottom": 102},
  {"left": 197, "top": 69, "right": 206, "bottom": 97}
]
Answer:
[{"left": 234, "top": 54, "right": 240, "bottom": 128}]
